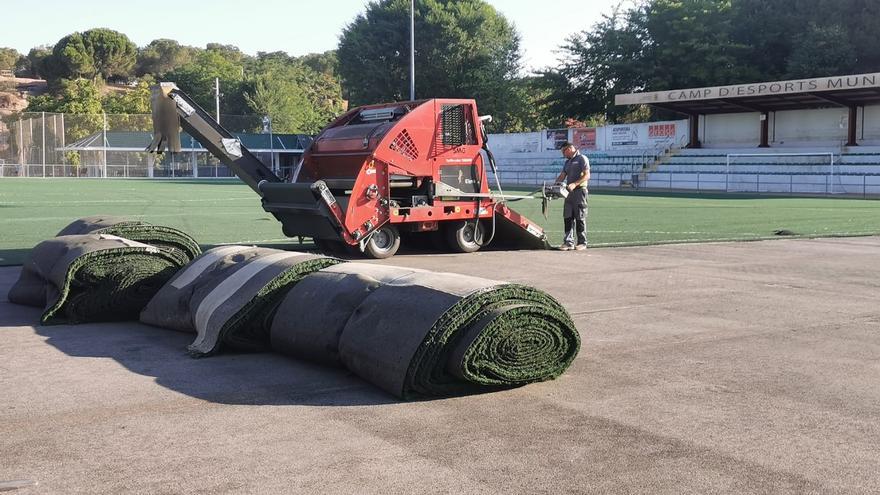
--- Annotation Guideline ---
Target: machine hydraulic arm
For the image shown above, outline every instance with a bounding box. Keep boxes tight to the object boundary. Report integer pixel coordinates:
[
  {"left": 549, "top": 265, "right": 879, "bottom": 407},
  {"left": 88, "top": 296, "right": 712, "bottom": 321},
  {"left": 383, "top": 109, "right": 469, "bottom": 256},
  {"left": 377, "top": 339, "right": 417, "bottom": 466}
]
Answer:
[{"left": 146, "top": 83, "right": 281, "bottom": 194}]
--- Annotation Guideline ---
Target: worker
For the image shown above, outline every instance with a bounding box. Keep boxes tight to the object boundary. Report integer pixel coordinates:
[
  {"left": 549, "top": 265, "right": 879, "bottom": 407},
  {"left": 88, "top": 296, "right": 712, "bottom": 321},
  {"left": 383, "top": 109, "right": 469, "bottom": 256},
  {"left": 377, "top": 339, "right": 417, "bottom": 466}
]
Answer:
[{"left": 555, "top": 142, "right": 590, "bottom": 251}]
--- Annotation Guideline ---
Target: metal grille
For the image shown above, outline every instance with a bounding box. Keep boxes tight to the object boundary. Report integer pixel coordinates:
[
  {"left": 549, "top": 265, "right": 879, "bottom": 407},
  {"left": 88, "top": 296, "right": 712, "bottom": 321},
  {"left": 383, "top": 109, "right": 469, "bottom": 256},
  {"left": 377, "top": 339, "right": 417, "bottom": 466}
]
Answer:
[
  {"left": 441, "top": 104, "right": 467, "bottom": 146},
  {"left": 390, "top": 129, "right": 419, "bottom": 160}
]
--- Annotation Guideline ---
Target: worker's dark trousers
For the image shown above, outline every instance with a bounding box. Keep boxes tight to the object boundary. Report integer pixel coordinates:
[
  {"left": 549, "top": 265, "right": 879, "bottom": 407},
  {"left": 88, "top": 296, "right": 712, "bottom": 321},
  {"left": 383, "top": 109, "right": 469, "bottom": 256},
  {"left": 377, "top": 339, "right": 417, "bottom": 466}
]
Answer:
[{"left": 563, "top": 188, "right": 588, "bottom": 246}]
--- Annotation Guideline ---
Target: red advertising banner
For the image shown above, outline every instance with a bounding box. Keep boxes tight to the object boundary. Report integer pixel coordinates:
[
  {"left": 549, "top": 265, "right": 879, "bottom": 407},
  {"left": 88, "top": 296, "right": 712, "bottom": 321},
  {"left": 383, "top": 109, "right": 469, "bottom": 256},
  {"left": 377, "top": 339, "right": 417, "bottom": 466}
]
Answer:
[
  {"left": 648, "top": 123, "right": 676, "bottom": 139},
  {"left": 571, "top": 128, "right": 596, "bottom": 150}
]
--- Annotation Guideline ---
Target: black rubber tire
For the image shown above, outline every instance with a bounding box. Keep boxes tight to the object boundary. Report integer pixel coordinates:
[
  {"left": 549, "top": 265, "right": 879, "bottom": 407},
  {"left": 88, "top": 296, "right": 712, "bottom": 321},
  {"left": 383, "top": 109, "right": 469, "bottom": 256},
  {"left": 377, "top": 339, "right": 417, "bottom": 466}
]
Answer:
[
  {"left": 364, "top": 224, "right": 401, "bottom": 259},
  {"left": 445, "top": 220, "right": 483, "bottom": 253}
]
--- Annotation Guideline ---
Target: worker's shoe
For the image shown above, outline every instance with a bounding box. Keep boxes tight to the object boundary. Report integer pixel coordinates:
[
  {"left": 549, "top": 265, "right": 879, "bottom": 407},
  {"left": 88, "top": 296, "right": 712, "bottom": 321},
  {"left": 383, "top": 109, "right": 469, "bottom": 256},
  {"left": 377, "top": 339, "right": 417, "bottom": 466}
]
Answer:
[
  {"left": 558, "top": 244, "right": 574, "bottom": 251},
  {"left": 575, "top": 244, "right": 587, "bottom": 251}
]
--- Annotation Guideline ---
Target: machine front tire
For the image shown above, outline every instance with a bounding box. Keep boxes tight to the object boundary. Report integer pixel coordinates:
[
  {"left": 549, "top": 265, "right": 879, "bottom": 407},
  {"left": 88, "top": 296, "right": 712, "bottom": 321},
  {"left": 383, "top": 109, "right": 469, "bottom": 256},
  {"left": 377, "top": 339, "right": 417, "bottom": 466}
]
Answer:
[
  {"left": 445, "top": 220, "right": 484, "bottom": 253},
  {"left": 364, "top": 224, "right": 401, "bottom": 259}
]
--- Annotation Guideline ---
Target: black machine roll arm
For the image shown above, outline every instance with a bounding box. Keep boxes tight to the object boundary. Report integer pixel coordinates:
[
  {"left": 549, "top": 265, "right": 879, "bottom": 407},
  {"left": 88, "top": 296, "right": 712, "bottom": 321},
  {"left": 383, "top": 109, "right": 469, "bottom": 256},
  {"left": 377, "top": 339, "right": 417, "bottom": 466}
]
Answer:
[{"left": 146, "top": 82, "right": 281, "bottom": 194}]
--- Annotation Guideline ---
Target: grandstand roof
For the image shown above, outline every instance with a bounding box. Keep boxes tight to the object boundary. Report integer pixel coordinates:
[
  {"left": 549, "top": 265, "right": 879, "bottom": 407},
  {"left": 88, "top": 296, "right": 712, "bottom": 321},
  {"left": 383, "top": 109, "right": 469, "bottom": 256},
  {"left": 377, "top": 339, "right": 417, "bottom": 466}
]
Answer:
[
  {"left": 62, "top": 131, "right": 312, "bottom": 153},
  {"left": 615, "top": 72, "right": 880, "bottom": 114}
]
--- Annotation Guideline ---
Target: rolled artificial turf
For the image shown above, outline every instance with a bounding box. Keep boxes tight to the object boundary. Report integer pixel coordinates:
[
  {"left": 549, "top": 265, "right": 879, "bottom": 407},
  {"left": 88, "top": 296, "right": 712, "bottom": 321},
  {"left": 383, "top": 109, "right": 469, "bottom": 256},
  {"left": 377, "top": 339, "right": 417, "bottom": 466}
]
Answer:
[
  {"left": 271, "top": 263, "right": 580, "bottom": 399},
  {"left": 140, "top": 246, "right": 341, "bottom": 356},
  {"left": 8, "top": 234, "right": 182, "bottom": 325},
  {"left": 57, "top": 216, "right": 202, "bottom": 266}
]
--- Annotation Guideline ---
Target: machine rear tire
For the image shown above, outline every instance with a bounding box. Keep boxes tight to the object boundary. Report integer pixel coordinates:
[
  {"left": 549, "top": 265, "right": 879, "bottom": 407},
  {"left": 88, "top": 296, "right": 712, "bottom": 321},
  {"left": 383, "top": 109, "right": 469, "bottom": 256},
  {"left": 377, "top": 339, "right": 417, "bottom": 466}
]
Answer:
[
  {"left": 364, "top": 224, "right": 401, "bottom": 259},
  {"left": 445, "top": 220, "right": 484, "bottom": 253}
]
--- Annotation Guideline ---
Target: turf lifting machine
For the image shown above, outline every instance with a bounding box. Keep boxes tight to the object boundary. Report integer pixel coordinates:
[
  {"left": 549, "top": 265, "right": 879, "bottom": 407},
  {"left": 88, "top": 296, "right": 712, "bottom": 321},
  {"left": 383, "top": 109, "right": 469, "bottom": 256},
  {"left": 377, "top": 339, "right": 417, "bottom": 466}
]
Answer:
[{"left": 148, "top": 83, "right": 550, "bottom": 258}]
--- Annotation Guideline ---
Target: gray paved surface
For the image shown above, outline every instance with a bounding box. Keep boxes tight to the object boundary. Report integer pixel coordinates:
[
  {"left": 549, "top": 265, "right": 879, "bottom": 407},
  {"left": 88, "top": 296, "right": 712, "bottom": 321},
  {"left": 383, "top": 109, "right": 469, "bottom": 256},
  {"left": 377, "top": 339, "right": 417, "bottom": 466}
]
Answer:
[{"left": 2, "top": 237, "right": 880, "bottom": 494}]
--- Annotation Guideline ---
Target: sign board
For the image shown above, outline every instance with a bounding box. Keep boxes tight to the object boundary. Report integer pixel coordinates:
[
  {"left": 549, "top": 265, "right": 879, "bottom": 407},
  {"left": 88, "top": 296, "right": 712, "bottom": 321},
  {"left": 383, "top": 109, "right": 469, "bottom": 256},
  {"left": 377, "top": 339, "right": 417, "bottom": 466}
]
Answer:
[
  {"left": 543, "top": 129, "right": 569, "bottom": 151},
  {"left": 610, "top": 125, "right": 639, "bottom": 147},
  {"left": 571, "top": 128, "right": 596, "bottom": 150},
  {"left": 486, "top": 132, "right": 541, "bottom": 154},
  {"left": 615, "top": 72, "right": 880, "bottom": 105}
]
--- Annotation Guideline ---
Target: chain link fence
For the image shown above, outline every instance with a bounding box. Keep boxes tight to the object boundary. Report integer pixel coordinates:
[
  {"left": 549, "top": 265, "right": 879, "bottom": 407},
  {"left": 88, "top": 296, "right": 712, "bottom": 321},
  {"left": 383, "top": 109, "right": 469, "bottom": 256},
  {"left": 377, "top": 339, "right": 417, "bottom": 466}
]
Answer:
[{"left": 0, "top": 112, "right": 284, "bottom": 178}]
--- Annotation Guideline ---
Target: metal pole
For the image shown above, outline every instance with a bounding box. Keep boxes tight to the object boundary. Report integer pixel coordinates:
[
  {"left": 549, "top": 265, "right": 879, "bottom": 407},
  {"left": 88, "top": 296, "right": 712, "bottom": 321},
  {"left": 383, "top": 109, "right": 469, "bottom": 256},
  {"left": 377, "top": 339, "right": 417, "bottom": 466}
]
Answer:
[
  {"left": 269, "top": 117, "right": 275, "bottom": 174},
  {"left": 18, "top": 117, "right": 24, "bottom": 177},
  {"left": 41, "top": 112, "right": 46, "bottom": 178},
  {"left": 60, "top": 113, "right": 66, "bottom": 175},
  {"left": 102, "top": 112, "right": 107, "bottom": 178},
  {"left": 215, "top": 78, "right": 221, "bottom": 124},
  {"left": 410, "top": 0, "right": 415, "bottom": 101}
]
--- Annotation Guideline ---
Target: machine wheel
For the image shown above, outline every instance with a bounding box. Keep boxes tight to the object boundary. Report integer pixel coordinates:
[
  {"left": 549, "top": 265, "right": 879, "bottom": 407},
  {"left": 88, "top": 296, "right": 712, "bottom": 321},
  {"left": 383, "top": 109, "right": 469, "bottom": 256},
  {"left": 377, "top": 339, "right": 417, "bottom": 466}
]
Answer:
[
  {"left": 445, "top": 220, "right": 484, "bottom": 253},
  {"left": 364, "top": 224, "right": 401, "bottom": 259}
]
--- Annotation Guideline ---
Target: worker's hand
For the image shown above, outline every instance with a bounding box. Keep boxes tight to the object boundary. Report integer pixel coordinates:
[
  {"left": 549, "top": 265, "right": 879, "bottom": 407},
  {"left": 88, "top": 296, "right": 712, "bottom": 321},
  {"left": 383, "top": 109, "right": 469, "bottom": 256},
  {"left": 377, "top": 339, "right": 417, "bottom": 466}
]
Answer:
[{"left": 566, "top": 183, "right": 576, "bottom": 192}]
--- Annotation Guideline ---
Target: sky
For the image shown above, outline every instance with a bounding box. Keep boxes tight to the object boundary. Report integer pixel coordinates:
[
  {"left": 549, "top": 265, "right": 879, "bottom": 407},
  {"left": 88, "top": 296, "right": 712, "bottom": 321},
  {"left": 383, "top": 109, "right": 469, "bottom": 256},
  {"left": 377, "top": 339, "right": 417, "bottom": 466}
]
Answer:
[{"left": 1, "top": 0, "right": 624, "bottom": 72}]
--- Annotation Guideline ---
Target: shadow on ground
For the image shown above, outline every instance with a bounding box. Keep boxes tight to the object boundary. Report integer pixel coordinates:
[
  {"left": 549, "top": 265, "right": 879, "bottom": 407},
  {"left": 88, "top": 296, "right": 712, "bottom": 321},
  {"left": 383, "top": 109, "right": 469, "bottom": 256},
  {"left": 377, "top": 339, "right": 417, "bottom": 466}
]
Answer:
[
  {"left": 0, "top": 248, "right": 31, "bottom": 267},
  {"left": 1, "top": 272, "right": 396, "bottom": 407}
]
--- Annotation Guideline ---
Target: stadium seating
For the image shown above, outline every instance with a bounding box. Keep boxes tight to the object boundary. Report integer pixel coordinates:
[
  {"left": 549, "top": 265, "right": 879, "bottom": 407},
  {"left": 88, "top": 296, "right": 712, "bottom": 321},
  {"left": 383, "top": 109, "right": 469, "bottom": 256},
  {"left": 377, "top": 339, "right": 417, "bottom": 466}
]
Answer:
[
  {"left": 493, "top": 146, "right": 880, "bottom": 195},
  {"left": 643, "top": 147, "right": 880, "bottom": 194}
]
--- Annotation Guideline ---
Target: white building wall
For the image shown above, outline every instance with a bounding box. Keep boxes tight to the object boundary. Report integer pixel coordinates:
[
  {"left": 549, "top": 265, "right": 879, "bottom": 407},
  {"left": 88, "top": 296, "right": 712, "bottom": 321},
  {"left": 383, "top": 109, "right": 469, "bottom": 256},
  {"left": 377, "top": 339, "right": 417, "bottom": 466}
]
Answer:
[
  {"left": 772, "top": 107, "right": 848, "bottom": 146},
  {"left": 861, "top": 105, "right": 880, "bottom": 145},
  {"left": 701, "top": 112, "right": 762, "bottom": 148},
  {"left": 698, "top": 106, "right": 880, "bottom": 148}
]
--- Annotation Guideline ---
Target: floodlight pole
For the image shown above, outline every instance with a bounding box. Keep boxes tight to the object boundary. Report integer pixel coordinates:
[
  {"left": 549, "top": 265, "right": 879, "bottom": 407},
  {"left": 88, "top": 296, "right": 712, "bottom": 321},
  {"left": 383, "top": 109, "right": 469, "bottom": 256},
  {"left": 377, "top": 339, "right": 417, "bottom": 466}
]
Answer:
[
  {"left": 410, "top": 0, "right": 415, "bottom": 101},
  {"left": 214, "top": 77, "right": 221, "bottom": 124}
]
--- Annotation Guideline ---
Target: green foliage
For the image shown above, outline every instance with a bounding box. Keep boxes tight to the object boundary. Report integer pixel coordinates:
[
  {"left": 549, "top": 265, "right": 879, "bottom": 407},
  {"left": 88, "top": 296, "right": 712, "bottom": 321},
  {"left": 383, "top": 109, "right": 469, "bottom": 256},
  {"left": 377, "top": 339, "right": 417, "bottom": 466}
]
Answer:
[
  {"left": 19, "top": 46, "right": 53, "bottom": 79},
  {"left": 103, "top": 78, "right": 153, "bottom": 114},
  {"left": 541, "top": 0, "right": 880, "bottom": 124},
  {"left": 51, "top": 33, "right": 94, "bottom": 80},
  {"left": 85, "top": 29, "right": 138, "bottom": 81},
  {"left": 299, "top": 51, "right": 339, "bottom": 77},
  {"left": 165, "top": 47, "right": 248, "bottom": 115},
  {"left": 136, "top": 39, "right": 198, "bottom": 77},
  {"left": 337, "top": 0, "right": 524, "bottom": 131},
  {"left": 47, "top": 29, "right": 137, "bottom": 81},
  {"left": 244, "top": 63, "right": 345, "bottom": 134},
  {"left": 26, "top": 78, "right": 103, "bottom": 114},
  {"left": 537, "top": 6, "right": 648, "bottom": 122},
  {"left": 785, "top": 24, "right": 856, "bottom": 79},
  {"left": 0, "top": 47, "right": 20, "bottom": 71}
]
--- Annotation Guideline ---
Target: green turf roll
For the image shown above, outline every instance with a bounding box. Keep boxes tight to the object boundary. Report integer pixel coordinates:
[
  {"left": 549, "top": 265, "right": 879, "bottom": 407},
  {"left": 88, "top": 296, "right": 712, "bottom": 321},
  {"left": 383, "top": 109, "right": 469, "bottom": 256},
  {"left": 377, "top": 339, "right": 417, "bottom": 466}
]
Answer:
[
  {"left": 271, "top": 263, "right": 580, "bottom": 399},
  {"left": 57, "top": 216, "right": 202, "bottom": 266},
  {"left": 8, "top": 234, "right": 182, "bottom": 325},
  {"left": 140, "top": 246, "right": 341, "bottom": 356}
]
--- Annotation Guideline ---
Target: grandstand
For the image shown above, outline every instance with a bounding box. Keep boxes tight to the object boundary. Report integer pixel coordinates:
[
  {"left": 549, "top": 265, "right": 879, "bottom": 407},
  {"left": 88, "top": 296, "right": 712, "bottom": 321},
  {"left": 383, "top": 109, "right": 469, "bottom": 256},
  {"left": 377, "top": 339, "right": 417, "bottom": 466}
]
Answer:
[
  {"left": 489, "top": 71, "right": 880, "bottom": 197},
  {"left": 641, "top": 147, "right": 880, "bottom": 195}
]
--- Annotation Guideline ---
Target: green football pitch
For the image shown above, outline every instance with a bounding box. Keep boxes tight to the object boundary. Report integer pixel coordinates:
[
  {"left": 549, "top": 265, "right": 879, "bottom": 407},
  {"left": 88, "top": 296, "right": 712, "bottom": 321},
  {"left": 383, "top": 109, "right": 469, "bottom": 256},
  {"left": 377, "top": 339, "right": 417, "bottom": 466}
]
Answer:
[{"left": 1, "top": 178, "right": 879, "bottom": 265}]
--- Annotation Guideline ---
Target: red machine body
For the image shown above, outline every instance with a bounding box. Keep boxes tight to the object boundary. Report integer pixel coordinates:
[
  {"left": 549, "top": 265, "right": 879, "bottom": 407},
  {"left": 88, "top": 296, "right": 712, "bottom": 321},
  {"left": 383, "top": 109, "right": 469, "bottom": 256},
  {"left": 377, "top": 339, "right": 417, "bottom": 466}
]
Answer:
[
  {"left": 149, "top": 84, "right": 546, "bottom": 258},
  {"left": 299, "top": 98, "right": 493, "bottom": 242}
]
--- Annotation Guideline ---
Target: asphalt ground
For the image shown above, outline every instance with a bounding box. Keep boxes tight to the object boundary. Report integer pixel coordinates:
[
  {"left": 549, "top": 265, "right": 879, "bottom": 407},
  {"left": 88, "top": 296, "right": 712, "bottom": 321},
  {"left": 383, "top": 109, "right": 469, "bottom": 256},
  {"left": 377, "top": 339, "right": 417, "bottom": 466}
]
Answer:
[{"left": 2, "top": 237, "right": 879, "bottom": 494}]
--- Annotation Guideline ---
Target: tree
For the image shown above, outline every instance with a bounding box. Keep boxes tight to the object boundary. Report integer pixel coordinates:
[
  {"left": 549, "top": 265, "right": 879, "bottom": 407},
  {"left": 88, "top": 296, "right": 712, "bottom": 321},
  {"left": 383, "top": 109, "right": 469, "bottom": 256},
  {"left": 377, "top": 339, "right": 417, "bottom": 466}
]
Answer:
[
  {"left": 641, "top": 0, "right": 757, "bottom": 89},
  {"left": 136, "top": 39, "right": 196, "bottom": 77},
  {"left": 245, "top": 63, "right": 345, "bottom": 134},
  {"left": 19, "top": 46, "right": 53, "bottom": 79},
  {"left": 103, "top": 77, "right": 153, "bottom": 114},
  {"left": 85, "top": 28, "right": 138, "bottom": 81},
  {"left": 46, "top": 29, "right": 137, "bottom": 81},
  {"left": 786, "top": 23, "right": 856, "bottom": 78},
  {"left": 26, "top": 78, "right": 103, "bottom": 114},
  {"left": 164, "top": 47, "right": 249, "bottom": 116},
  {"left": 0, "top": 47, "right": 20, "bottom": 71},
  {"left": 50, "top": 32, "right": 94, "bottom": 80},
  {"left": 537, "top": 6, "right": 648, "bottom": 122},
  {"left": 337, "top": 0, "right": 524, "bottom": 131},
  {"left": 299, "top": 51, "right": 339, "bottom": 77},
  {"left": 539, "top": 0, "right": 880, "bottom": 124}
]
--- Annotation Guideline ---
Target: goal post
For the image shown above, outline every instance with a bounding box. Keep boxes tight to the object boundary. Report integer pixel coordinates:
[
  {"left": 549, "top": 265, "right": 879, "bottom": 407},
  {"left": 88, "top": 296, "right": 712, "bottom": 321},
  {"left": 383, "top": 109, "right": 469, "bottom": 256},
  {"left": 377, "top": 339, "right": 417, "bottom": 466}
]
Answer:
[{"left": 725, "top": 152, "right": 837, "bottom": 194}]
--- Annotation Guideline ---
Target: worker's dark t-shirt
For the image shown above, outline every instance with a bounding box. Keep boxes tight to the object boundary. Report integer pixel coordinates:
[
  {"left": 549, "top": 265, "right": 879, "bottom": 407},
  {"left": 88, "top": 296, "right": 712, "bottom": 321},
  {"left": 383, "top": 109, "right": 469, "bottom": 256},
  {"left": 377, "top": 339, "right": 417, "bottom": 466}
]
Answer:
[{"left": 562, "top": 152, "right": 590, "bottom": 189}]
